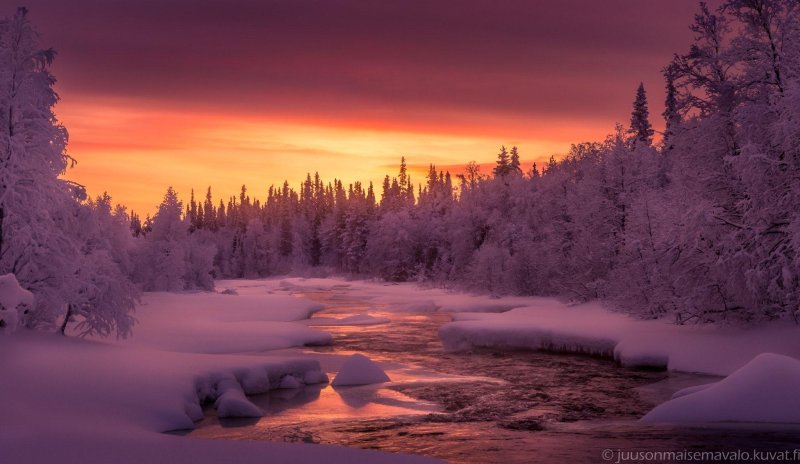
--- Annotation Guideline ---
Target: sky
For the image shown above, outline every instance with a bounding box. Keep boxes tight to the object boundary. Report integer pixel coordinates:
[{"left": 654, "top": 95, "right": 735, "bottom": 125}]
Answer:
[{"left": 12, "top": 0, "right": 716, "bottom": 215}]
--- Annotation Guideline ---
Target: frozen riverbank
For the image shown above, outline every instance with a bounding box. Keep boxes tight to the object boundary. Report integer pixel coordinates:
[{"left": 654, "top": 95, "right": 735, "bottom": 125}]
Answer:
[
  {"left": 438, "top": 302, "right": 800, "bottom": 376},
  {"left": 0, "top": 284, "right": 439, "bottom": 464}
]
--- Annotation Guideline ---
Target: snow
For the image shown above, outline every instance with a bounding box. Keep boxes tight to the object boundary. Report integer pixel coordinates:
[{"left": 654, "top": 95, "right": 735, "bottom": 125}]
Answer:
[
  {"left": 214, "top": 376, "right": 265, "bottom": 418},
  {"left": 642, "top": 353, "right": 800, "bottom": 424},
  {"left": 100, "top": 291, "right": 331, "bottom": 353},
  {"left": 2, "top": 286, "right": 436, "bottom": 463},
  {"left": 438, "top": 301, "right": 800, "bottom": 376},
  {"left": 221, "top": 277, "right": 800, "bottom": 378},
  {"left": 262, "top": 277, "right": 536, "bottom": 314},
  {"left": 332, "top": 353, "right": 391, "bottom": 386},
  {"left": 0, "top": 273, "right": 34, "bottom": 333},
  {"left": 669, "top": 382, "right": 715, "bottom": 400}
]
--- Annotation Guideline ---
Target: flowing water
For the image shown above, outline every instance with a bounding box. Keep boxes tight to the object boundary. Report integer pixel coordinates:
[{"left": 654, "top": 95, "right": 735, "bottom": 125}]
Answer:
[{"left": 186, "top": 288, "right": 800, "bottom": 463}]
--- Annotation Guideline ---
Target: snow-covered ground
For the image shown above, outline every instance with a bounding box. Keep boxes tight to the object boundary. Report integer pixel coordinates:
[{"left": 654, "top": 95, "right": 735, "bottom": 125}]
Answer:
[
  {"left": 5, "top": 274, "right": 800, "bottom": 463},
  {"left": 1, "top": 280, "right": 438, "bottom": 464},
  {"left": 437, "top": 302, "right": 800, "bottom": 377},
  {"left": 108, "top": 291, "right": 331, "bottom": 353}
]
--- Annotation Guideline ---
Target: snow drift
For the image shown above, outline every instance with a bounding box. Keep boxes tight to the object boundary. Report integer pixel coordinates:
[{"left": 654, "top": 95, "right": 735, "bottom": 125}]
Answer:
[{"left": 642, "top": 353, "right": 800, "bottom": 424}]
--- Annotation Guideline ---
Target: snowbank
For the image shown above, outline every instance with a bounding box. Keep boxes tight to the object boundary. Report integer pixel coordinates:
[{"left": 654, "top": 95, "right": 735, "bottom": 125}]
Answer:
[
  {"left": 104, "top": 291, "right": 331, "bottom": 353},
  {"left": 642, "top": 353, "right": 800, "bottom": 424},
  {"left": 260, "top": 277, "right": 540, "bottom": 313},
  {"left": 228, "top": 277, "right": 800, "bottom": 377},
  {"left": 1, "top": 282, "right": 436, "bottom": 463},
  {"left": 438, "top": 302, "right": 800, "bottom": 376},
  {"left": 332, "top": 353, "right": 391, "bottom": 386}
]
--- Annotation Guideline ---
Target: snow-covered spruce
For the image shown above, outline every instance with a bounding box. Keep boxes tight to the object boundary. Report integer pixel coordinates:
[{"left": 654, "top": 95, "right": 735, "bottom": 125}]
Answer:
[{"left": 0, "top": 9, "right": 137, "bottom": 338}]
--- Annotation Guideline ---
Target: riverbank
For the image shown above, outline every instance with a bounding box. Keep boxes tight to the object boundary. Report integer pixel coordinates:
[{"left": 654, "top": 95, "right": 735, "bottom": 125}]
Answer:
[{"left": 0, "top": 285, "right": 439, "bottom": 464}]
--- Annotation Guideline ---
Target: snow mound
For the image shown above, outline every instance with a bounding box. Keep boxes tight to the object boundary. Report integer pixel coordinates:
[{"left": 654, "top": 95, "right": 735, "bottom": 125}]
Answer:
[
  {"left": 279, "top": 375, "right": 302, "bottom": 389},
  {"left": 0, "top": 273, "right": 34, "bottom": 333},
  {"left": 332, "top": 354, "right": 390, "bottom": 386},
  {"left": 670, "top": 382, "right": 715, "bottom": 400},
  {"left": 642, "top": 353, "right": 800, "bottom": 423},
  {"left": 214, "top": 377, "right": 263, "bottom": 418}
]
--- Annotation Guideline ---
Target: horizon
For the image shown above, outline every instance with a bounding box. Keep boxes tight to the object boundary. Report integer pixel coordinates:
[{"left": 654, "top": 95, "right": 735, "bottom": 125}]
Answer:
[{"left": 13, "top": 0, "right": 719, "bottom": 214}]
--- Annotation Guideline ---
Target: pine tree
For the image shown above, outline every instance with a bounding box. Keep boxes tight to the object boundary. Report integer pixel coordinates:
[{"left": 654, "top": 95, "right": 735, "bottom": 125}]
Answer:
[
  {"left": 203, "top": 186, "right": 215, "bottom": 230},
  {"left": 509, "top": 146, "right": 522, "bottom": 174},
  {"left": 493, "top": 146, "right": 510, "bottom": 177},
  {"left": 662, "top": 63, "right": 680, "bottom": 145},
  {"left": 629, "top": 82, "right": 654, "bottom": 146}
]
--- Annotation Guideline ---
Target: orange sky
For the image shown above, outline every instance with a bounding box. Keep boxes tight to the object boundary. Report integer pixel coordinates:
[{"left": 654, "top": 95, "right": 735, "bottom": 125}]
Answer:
[
  {"left": 59, "top": 96, "right": 616, "bottom": 215},
  {"left": 25, "top": 0, "right": 711, "bottom": 215}
]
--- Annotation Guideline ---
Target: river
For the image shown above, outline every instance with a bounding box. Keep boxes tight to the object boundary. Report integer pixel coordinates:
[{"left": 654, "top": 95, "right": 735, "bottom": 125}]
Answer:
[{"left": 186, "top": 287, "right": 800, "bottom": 463}]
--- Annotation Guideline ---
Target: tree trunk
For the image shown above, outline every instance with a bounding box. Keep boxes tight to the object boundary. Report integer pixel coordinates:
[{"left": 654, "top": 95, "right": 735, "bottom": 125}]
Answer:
[
  {"left": 59, "top": 304, "right": 73, "bottom": 336},
  {"left": 0, "top": 205, "right": 4, "bottom": 261}
]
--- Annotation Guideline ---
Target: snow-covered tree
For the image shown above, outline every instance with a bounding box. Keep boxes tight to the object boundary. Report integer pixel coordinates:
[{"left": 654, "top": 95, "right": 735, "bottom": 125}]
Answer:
[
  {"left": 629, "top": 82, "right": 654, "bottom": 146},
  {"left": 134, "top": 187, "right": 214, "bottom": 291}
]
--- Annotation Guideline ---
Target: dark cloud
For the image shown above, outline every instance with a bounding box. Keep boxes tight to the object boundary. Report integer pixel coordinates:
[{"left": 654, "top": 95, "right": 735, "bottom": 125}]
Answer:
[{"left": 15, "top": 0, "right": 717, "bottom": 126}]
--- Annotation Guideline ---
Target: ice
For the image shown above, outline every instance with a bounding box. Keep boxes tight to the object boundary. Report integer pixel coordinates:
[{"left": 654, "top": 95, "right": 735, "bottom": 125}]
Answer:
[
  {"left": 642, "top": 353, "right": 800, "bottom": 424},
  {"left": 332, "top": 353, "right": 391, "bottom": 386}
]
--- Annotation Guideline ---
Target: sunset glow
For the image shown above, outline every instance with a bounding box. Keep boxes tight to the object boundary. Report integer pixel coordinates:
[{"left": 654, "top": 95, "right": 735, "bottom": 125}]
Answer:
[
  {"left": 59, "top": 97, "right": 614, "bottom": 214},
  {"left": 23, "top": 0, "right": 715, "bottom": 214}
]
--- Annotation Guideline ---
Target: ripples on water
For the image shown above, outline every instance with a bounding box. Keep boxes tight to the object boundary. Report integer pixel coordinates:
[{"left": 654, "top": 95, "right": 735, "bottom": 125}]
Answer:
[{"left": 187, "top": 289, "right": 800, "bottom": 463}]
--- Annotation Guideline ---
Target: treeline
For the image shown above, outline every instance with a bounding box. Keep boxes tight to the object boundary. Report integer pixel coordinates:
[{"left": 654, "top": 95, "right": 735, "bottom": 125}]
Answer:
[
  {"left": 2, "top": 1, "right": 799, "bottom": 339},
  {"left": 129, "top": 0, "right": 800, "bottom": 325}
]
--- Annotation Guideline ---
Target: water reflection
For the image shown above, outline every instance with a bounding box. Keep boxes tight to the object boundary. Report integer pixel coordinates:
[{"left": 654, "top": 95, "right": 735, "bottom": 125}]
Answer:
[
  {"left": 187, "top": 287, "right": 800, "bottom": 463},
  {"left": 209, "top": 382, "right": 440, "bottom": 431}
]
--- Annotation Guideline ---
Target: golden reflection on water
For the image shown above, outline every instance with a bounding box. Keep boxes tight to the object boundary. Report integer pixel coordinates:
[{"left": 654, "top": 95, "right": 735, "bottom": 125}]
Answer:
[{"left": 250, "top": 383, "right": 440, "bottom": 425}]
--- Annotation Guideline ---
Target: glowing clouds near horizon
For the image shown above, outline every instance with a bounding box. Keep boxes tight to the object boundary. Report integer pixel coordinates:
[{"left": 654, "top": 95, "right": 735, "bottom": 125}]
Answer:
[{"left": 59, "top": 98, "right": 597, "bottom": 215}]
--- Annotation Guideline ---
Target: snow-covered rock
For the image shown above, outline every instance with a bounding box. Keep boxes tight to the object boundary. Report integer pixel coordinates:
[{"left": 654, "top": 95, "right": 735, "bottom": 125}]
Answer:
[
  {"left": 236, "top": 368, "right": 271, "bottom": 395},
  {"left": 214, "top": 377, "right": 263, "bottom": 418},
  {"left": 332, "top": 354, "right": 391, "bottom": 386},
  {"left": 0, "top": 273, "right": 34, "bottom": 333},
  {"left": 642, "top": 353, "right": 800, "bottom": 423},
  {"left": 279, "top": 375, "right": 302, "bottom": 389}
]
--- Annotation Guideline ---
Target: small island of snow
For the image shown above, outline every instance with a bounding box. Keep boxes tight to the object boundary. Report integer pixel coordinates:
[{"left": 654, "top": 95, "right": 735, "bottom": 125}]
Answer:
[{"left": 332, "top": 353, "right": 391, "bottom": 386}]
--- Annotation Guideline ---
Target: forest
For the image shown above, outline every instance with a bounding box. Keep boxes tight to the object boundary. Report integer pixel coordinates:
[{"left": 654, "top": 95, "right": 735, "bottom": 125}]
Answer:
[{"left": 2, "top": 0, "right": 800, "bottom": 339}]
